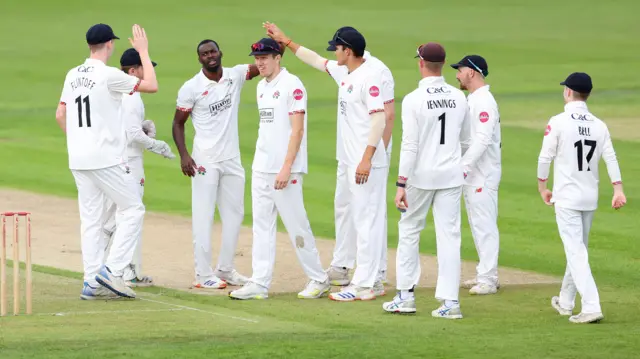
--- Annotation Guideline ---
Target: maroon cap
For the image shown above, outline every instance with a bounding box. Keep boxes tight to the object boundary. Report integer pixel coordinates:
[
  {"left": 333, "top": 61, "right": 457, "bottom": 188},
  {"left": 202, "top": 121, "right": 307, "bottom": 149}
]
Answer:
[{"left": 415, "top": 42, "right": 446, "bottom": 62}]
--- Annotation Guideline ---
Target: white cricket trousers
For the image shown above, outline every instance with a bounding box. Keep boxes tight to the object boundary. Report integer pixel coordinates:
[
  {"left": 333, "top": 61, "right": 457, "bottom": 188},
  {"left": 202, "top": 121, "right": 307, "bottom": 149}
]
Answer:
[
  {"left": 102, "top": 156, "right": 145, "bottom": 281},
  {"left": 396, "top": 185, "right": 462, "bottom": 301},
  {"left": 331, "top": 163, "right": 389, "bottom": 282},
  {"left": 250, "top": 172, "right": 327, "bottom": 289},
  {"left": 463, "top": 185, "right": 499, "bottom": 286},
  {"left": 191, "top": 152, "right": 245, "bottom": 279},
  {"left": 71, "top": 164, "right": 145, "bottom": 286},
  {"left": 330, "top": 162, "right": 386, "bottom": 288},
  {"left": 555, "top": 206, "right": 601, "bottom": 314}
]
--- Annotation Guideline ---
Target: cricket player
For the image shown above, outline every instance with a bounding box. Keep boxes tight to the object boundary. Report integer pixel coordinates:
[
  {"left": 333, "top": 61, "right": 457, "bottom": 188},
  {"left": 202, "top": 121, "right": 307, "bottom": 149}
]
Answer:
[
  {"left": 101, "top": 48, "right": 176, "bottom": 289},
  {"left": 172, "top": 39, "right": 260, "bottom": 289},
  {"left": 318, "top": 26, "right": 395, "bottom": 289},
  {"left": 451, "top": 55, "right": 502, "bottom": 295},
  {"left": 229, "top": 38, "right": 330, "bottom": 300},
  {"left": 55, "top": 24, "right": 159, "bottom": 299},
  {"left": 264, "top": 23, "right": 387, "bottom": 301},
  {"left": 538, "top": 72, "right": 626, "bottom": 324},
  {"left": 382, "top": 43, "right": 469, "bottom": 318}
]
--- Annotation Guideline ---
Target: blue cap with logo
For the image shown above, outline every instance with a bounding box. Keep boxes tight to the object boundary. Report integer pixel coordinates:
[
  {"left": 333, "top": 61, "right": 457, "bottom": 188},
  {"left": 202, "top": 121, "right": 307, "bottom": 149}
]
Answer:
[
  {"left": 86, "top": 23, "right": 119, "bottom": 45},
  {"left": 326, "top": 27, "right": 366, "bottom": 54},
  {"left": 450, "top": 55, "right": 489, "bottom": 77},
  {"left": 249, "top": 38, "right": 283, "bottom": 56}
]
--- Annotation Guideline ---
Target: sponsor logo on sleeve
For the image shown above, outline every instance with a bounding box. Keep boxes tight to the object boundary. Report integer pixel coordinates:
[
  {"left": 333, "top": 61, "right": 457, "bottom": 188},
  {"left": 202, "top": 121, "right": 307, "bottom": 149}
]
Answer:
[
  {"left": 293, "top": 89, "right": 304, "bottom": 100},
  {"left": 544, "top": 125, "right": 551, "bottom": 136},
  {"left": 479, "top": 111, "right": 489, "bottom": 123},
  {"left": 369, "top": 86, "right": 380, "bottom": 97}
]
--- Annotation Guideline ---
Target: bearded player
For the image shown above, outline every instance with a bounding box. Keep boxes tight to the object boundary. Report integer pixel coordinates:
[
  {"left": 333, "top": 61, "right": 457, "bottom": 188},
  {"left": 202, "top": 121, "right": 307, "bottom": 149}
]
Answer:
[{"left": 172, "top": 40, "right": 260, "bottom": 289}]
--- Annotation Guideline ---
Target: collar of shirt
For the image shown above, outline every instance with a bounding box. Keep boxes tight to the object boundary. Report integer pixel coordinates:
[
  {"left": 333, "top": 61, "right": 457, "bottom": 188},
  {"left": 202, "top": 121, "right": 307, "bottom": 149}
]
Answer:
[
  {"left": 84, "top": 58, "right": 105, "bottom": 66},
  {"left": 197, "top": 68, "right": 229, "bottom": 86},
  {"left": 363, "top": 51, "right": 371, "bottom": 60},
  {"left": 418, "top": 76, "right": 445, "bottom": 87},
  {"left": 263, "top": 67, "right": 288, "bottom": 88},
  {"left": 468, "top": 84, "right": 491, "bottom": 99},
  {"left": 564, "top": 100, "right": 588, "bottom": 112}
]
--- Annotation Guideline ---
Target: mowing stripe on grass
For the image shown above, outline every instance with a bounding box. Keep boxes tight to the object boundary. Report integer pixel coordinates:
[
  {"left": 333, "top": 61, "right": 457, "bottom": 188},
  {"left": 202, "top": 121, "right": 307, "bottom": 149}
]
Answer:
[
  {"left": 37, "top": 308, "right": 186, "bottom": 316},
  {"left": 139, "top": 295, "right": 260, "bottom": 324}
]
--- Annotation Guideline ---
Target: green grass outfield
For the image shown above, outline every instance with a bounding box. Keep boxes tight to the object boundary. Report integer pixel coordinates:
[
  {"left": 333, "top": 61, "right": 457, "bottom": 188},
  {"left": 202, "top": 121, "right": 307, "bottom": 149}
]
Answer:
[{"left": 1, "top": 0, "right": 639, "bottom": 357}]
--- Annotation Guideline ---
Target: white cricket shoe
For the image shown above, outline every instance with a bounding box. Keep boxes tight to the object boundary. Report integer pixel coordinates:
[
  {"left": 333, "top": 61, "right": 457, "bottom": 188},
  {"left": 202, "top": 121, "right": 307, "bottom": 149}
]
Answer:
[
  {"left": 373, "top": 281, "right": 386, "bottom": 297},
  {"left": 215, "top": 269, "right": 249, "bottom": 286},
  {"left": 551, "top": 296, "right": 572, "bottom": 316},
  {"left": 569, "top": 312, "right": 604, "bottom": 324},
  {"left": 431, "top": 302, "right": 463, "bottom": 319},
  {"left": 382, "top": 293, "right": 416, "bottom": 314},
  {"left": 462, "top": 278, "right": 501, "bottom": 289},
  {"left": 469, "top": 283, "right": 498, "bottom": 295},
  {"left": 298, "top": 279, "right": 331, "bottom": 299},
  {"left": 328, "top": 285, "right": 375, "bottom": 302},
  {"left": 95, "top": 266, "right": 137, "bottom": 299},
  {"left": 193, "top": 275, "right": 227, "bottom": 289},
  {"left": 125, "top": 276, "right": 154, "bottom": 288},
  {"left": 229, "top": 282, "right": 269, "bottom": 300},
  {"left": 326, "top": 266, "right": 350, "bottom": 286},
  {"left": 80, "top": 282, "right": 119, "bottom": 300}
]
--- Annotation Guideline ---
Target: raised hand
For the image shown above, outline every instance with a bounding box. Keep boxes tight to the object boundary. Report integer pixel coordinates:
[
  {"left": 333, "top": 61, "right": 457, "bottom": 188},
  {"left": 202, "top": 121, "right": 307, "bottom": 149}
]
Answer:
[
  {"left": 263, "top": 21, "right": 289, "bottom": 44},
  {"left": 129, "top": 24, "right": 148, "bottom": 53}
]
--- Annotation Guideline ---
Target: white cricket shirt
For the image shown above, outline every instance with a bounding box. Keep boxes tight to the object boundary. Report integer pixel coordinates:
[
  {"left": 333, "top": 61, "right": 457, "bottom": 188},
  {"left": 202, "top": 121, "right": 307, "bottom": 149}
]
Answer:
[
  {"left": 460, "top": 85, "right": 502, "bottom": 189},
  {"left": 398, "top": 76, "right": 469, "bottom": 190},
  {"left": 252, "top": 68, "right": 308, "bottom": 174},
  {"left": 59, "top": 58, "right": 141, "bottom": 170},
  {"left": 323, "top": 61, "right": 387, "bottom": 168},
  {"left": 176, "top": 65, "right": 250, "bottom": 162},
  {"left": 325, "top": 51, "right": 394, "bottom": 162},
  {"left": 537, "top": 101, "right": 622, "bottom": 211},
  {"left": 121, "top": 92, "right": 149, "bottom": 159}
]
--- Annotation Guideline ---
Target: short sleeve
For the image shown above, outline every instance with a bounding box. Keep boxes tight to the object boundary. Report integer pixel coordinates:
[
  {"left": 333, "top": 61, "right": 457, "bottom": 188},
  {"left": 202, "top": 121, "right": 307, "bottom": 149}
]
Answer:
[
  {"left": 288, "top": 78, "right": 307, "bottom": 115},
  {"left": 59, "top": 78, "right": 70, "bottom": 105},
  {"left": 232, "top": 64, "right": 251, "bottom": 86},
  {"left": 362, "top": 74, "right": 385, "bottom": 115},
  {"left": 380, "top": 68, "right": 395, "bottom": 104},
  {"left": 325, "top": 60, "right": 348, "bottom": 85},
  {"left": 106, "top": 67, "right": 140, "bottom": 95},
  {"left": 176, "top": 82, "right": 195, "bottom": 112}
]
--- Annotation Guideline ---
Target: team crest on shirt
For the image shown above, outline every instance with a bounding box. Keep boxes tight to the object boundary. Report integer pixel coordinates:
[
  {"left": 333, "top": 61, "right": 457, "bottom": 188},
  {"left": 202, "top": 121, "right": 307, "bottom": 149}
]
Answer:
[
  {"left": 140, "top": 178, "right": 145, "bottom": 187},
  {"left": 273, "top": 91, "right": 280, "bottom": 99},
  {"left": 197, "top": 166, "right": 206, "bottom": 175},
  {"left": 347, "top": 85, "right": 354, "bottom": 93}
]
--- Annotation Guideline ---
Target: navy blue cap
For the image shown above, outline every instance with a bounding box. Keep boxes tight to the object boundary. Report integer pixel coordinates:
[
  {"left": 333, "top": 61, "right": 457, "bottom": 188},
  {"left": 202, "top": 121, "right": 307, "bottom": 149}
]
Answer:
[
  {"left": 451, "top": 55, "right": 489, "bottom": 77},
  {"left": 86, "top": 23, "right": 119, "bottom": 45},
  {"left": 120, "top": 48, "right": 157, "bottom": 67},
  {"left": 249, "top": 38, "right": 282, "bottom": 56},
  {"left": 327, "top": 28, "right": 366, "bottom": 54},
  {"left": 560, "top": 72, "right": 592, "bottom": 93}
]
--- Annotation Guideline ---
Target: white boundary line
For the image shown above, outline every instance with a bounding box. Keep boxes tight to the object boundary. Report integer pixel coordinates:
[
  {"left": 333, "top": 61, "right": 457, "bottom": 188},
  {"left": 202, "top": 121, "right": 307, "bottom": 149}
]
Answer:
[
  {"left": 138, "top": 296, "right": 259, "bottom": 324},
  {"left": 38, "top": 308, "right": 185, "bottom": 316}
]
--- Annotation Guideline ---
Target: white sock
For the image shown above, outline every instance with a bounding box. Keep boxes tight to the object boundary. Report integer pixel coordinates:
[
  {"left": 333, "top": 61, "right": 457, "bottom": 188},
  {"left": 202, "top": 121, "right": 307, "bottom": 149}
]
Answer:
[
  {"left": 399, "top": 290, "right": 414, "bottom": 300},
  {"left": 444, "top": 299, "right": 459, "bottom": 307}
]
